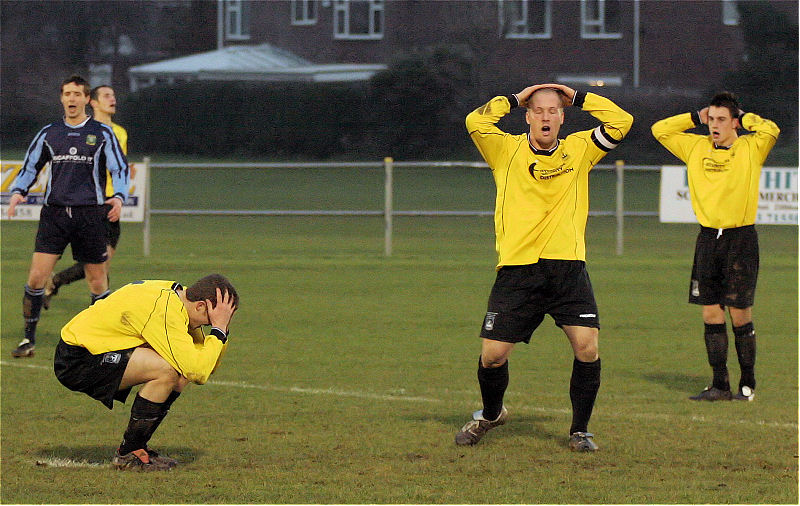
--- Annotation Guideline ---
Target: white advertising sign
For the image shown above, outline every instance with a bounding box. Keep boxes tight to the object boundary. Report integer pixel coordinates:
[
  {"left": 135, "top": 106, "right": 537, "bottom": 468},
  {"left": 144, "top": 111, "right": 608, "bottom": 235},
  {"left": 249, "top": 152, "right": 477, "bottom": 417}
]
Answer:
[
  {"left": 659, "top": 165, "right": 798, "bottom": 225},
  {"left": 1, "top": 160, "right": 146, "bottom": 222}
]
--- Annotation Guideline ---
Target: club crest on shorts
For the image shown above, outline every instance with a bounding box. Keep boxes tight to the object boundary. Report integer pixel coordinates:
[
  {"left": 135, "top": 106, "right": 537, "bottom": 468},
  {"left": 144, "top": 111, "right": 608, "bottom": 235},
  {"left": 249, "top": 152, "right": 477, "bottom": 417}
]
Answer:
[
  {"left": 484, "top": 312, "right": 498, "bottom": 331},
  {"left": 102, "top": 352, "right": 121, "bottom": 364},
  {"left": 691, "top": 279, "right": 700, "bottom": 297}
]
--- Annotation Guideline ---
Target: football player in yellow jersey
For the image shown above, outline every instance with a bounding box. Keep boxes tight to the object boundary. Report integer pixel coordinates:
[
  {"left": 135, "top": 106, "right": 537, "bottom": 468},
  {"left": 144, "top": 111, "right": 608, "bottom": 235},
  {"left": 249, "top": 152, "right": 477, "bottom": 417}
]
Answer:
[
  {"left": 45, "top": 84, "right": 131, "bottom": 308},
  {"left": 55, "top": 274, "right": 238, "bottom": 470},
  {"left": 455, "top": 84, "right": 632, "bottom": 451},
  {"left": 652, "top": 92, "right": 779, "bottom": 402}
]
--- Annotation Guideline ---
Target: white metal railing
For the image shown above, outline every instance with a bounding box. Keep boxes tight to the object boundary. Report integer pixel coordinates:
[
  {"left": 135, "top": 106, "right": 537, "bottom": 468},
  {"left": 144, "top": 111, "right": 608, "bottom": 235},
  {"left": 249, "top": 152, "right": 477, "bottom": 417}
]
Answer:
[{"left": 144, "top": 159, "right": 662, "bottom": 256}]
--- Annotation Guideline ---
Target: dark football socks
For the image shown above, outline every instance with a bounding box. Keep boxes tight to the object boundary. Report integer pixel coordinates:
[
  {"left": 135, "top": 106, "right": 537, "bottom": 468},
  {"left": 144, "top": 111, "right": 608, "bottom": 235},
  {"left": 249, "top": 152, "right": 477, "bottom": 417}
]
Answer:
[
  {"left": 477, "top": 356, "right": 508, "bottom": 422},
  {"left": 569, "top": 357, "right": 601, "bottom": 434},
  {"left": 90, "top": 290, "right": 110, "bottom": 305},
  {"left": 23, "top": 285, "right": 45, "bottom": 343},
  {"left": 144, "top": 391, "right": 181, "bottom": 443},
  {"left": 733, "top": 322, "right": 756, "bottom": 390},
  {"left": 119, "top": 394, "right": 167, "bottom": 455},
  {"left": 704, "top": 323, "right": 730, "bottom": 391},
  {"left": 53, "top": 262, "right": 86, "bottom": 287}
]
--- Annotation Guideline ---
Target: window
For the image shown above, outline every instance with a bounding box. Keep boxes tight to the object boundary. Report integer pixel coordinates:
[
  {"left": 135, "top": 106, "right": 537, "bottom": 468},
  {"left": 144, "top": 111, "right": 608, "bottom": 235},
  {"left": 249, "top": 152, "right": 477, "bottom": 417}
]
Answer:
[
  {"left": 333, "top": 0, "right": 384, "bottom": 40},
  {"left": 89, "top": 64, "right": 112, "bottom": 89},
  {"left": 499, "top": 0, "right": 552, "bottom": 39},
  {"left": 226, "top": 0, "right": 251, "bottom": 40},
  {"left": 722, "top": 0, "right": 739, "bottom": 26},
  {"left": 292, "top": 0, "right": 318, "bottom": 25},
  {"left": 580, "top": 0, "right": 621, "bottom": 39}
]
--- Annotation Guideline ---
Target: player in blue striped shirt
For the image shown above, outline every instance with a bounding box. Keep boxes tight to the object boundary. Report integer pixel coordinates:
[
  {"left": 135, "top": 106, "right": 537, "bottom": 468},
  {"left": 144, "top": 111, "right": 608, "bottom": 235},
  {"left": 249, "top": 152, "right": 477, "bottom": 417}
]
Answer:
[{"left": 7, "top": 75, "right": 129, "bottom": 358}]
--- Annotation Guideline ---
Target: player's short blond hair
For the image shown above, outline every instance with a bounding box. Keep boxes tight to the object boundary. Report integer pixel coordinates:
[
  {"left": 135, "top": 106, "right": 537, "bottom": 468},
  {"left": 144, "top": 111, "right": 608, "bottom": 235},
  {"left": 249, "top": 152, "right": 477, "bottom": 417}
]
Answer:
[{"left": 526, "top": 88, "right": 565, "bottom": 110}]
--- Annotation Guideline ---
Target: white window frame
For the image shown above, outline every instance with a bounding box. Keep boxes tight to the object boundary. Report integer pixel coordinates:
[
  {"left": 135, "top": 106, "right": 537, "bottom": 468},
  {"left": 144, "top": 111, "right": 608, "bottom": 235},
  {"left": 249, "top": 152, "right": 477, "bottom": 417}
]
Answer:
[
  {"left": 580, "top": 0, "right": 622, "bottom": 39},
  {"left": 333, "top": 0, "right": 384, "bottom": 40},
  {"left": 722, "top": 0, "right": 739, "bottom": 26},
  {"left": 291, "top": 0, "right": 318, "bottom": 25},
  {"left": 499, "top": 0, "right": 552, "bottom": 39},
  {"left": 225, "top": 0, "right": 251, "bottom": 40}
]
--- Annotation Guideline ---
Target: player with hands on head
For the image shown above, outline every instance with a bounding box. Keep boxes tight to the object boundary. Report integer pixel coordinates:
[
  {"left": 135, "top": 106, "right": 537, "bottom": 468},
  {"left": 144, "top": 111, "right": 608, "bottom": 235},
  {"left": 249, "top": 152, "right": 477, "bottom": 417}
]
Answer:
[
  {"left": 54, "top": 274, "right": 239, "bottom": 470},
  {"left": 457, "top": 82, "right": 633, "bottom": 451},
  {"left": 651, "top": 92, "right": 779, "bottom": 402}
]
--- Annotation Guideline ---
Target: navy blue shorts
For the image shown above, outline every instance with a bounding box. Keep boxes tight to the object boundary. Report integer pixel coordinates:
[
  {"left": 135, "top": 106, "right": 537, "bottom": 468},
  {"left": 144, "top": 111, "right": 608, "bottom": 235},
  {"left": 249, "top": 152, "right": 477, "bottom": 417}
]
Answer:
[
  {"left": 689, "top": 225, "right": 759, "bottom": 309},
  {"left": 53, "top": 340, "right": 135, "bottom": 410},
  {"left": 480, "top": 259, "right": 600, "bottom": 344},
  {"left": 34, "top": 205, "right": 109, "bottom": 263}
]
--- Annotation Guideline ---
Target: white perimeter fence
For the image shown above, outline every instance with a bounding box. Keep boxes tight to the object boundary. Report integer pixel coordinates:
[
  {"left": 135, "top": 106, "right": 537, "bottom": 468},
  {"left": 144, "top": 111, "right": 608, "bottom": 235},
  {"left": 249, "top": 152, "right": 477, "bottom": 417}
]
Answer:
[{"left": 143, "top": 158, "right": 656, "bottom": 257}]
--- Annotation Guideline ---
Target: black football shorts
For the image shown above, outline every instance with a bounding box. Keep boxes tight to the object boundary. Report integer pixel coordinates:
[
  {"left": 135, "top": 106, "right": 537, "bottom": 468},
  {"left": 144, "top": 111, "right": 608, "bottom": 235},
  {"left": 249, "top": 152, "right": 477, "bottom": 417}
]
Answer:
[
  {"left": 480, "top": 259, "right": 600, "bottom": 344},
  {"left": 106, "top": 212, "right": 121, "bottom": 249},
  {"left": 34, "top": 205, "right": 109, "bottom": 263},
  {"left": 54, "top": 339, "right": 135, "bottom": 410},
  {"left": 689, "top": 225, "right": 759, "bottom": 309}
]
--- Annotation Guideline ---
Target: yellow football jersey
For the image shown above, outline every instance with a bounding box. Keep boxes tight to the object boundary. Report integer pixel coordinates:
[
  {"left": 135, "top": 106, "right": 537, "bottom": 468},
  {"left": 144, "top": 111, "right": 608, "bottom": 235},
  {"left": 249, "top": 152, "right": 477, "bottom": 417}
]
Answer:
[
  {"left": 467, "top": 92, "right": 633, "bottom": 268},
  {"left": 61, "top": 280, "right": 227, "bottom": 385},
  {"left": 651, "top": 112, "right": 779, "bottom": 228}
]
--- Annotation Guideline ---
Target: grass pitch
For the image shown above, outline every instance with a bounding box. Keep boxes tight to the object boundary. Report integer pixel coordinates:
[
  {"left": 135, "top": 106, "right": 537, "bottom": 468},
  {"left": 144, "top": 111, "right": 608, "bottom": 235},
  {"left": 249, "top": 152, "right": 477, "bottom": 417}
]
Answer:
[{"left": 1, "top": 165, "right": 797, "bottom": 503}]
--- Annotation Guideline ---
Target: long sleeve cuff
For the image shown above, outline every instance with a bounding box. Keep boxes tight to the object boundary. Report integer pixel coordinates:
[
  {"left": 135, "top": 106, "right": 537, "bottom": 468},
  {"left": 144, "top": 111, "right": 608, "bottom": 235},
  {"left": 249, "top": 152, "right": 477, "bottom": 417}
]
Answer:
[
  {"left": 507, "top": 94, "right": 520, "bottom": 108},
  {"left": 210, "top": 327, "right": 228, "bottom": 344},
  {"left": 573, "top": 90, "right": 586, "bottom": 108},
  {"left": 690, "top": 110, "right": 702, "bottom": 126}
]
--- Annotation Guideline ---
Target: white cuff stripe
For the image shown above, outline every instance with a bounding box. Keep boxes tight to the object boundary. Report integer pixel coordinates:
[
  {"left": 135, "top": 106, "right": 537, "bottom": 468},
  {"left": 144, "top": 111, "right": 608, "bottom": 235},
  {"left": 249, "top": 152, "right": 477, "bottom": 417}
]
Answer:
[{"left": 592, "top": 126, "right": 619, "bottom": 150}]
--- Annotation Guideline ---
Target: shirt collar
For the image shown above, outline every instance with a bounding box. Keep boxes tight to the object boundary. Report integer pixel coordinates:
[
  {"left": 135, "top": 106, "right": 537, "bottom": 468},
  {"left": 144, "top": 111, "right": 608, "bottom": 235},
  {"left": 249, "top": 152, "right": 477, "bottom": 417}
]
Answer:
[{"left": 527, "top": 134, "right": 560, "bottom": 156}]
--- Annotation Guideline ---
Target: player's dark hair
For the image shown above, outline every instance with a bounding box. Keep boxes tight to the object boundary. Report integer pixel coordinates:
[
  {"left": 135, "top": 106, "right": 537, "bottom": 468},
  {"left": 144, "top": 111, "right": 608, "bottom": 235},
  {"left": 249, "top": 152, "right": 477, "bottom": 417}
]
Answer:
[
  {"left": 709, "top": 91, "right": 740, "bottom": 119},
  {"left": 61, "top": 75, "right": 90, "bottom": 96},
  {"left": 90, "top": 84, "right": 113, "bottom": 101},
  {"left": 186, "top": 274, "right": 239, "bottom": 309}
]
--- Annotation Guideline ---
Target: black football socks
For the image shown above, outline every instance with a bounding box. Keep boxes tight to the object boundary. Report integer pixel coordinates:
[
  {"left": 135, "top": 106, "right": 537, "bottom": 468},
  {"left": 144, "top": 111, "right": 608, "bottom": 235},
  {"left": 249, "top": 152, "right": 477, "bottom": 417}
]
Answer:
[
  {"left": 733, "top": 322, "right": 756, "bottom": 390},
  {"left": 90, "top": 290, "right": 111, "bottom": 305},
  {"left": 22, "top": 285, "right": 45, "bottom": 343},
  {"left": 143, "top": 391, "right": 182, "bottom": 443},
  {"left": 569, "top": 357, "right": 601, "bottom": 434},
  {"left": 119, "top": 393, "right": 167, "bottom": 455},
  {"left": 704, "top": 323, "right": 730, "bottom": 391},
  {"left": 477, "top": 356, "right": 508, "bottom": 422},
  {"left": 53, "top": 262, "right": 86, "bottom": 287}
]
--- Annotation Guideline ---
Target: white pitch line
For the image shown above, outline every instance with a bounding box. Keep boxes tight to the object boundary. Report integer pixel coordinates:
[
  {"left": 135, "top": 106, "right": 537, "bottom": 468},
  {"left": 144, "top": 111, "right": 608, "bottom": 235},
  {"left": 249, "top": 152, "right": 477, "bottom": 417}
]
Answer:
[
  {"left": 209, "top": 379, "right": 441, "bottom": 403},
  {"left": 2, "top": 360, "right": 796, "bottom": 430},
  {"left": 1, "top": 360, "right": 51, "bottom": 370},
  {"left": 34, "top": 457, "right": 107, "bottom": 469}
]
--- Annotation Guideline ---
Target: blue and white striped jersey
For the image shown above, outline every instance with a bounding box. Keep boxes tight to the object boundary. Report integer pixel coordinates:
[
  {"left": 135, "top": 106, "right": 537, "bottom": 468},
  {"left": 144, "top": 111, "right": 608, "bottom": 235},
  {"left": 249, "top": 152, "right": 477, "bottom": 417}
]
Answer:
[{"left": 11, "top": 117, "right": 129, "bottom": 206}]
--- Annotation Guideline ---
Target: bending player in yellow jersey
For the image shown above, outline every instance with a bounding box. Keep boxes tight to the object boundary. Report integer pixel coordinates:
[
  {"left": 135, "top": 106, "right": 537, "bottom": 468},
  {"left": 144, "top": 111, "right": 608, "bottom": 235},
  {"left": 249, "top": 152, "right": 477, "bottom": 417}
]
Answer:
[
  {"left": 652, "top": 92, "right": 779, "bottom": 402},
  {"left": 456, "top": 84, "right": 632, "bottom": 451},
  {"left": 45, "top": 84, "right": 132, "bottom": 308},
  {"left": 55, "top": 274, "right": 238, "bottom": 470}
]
